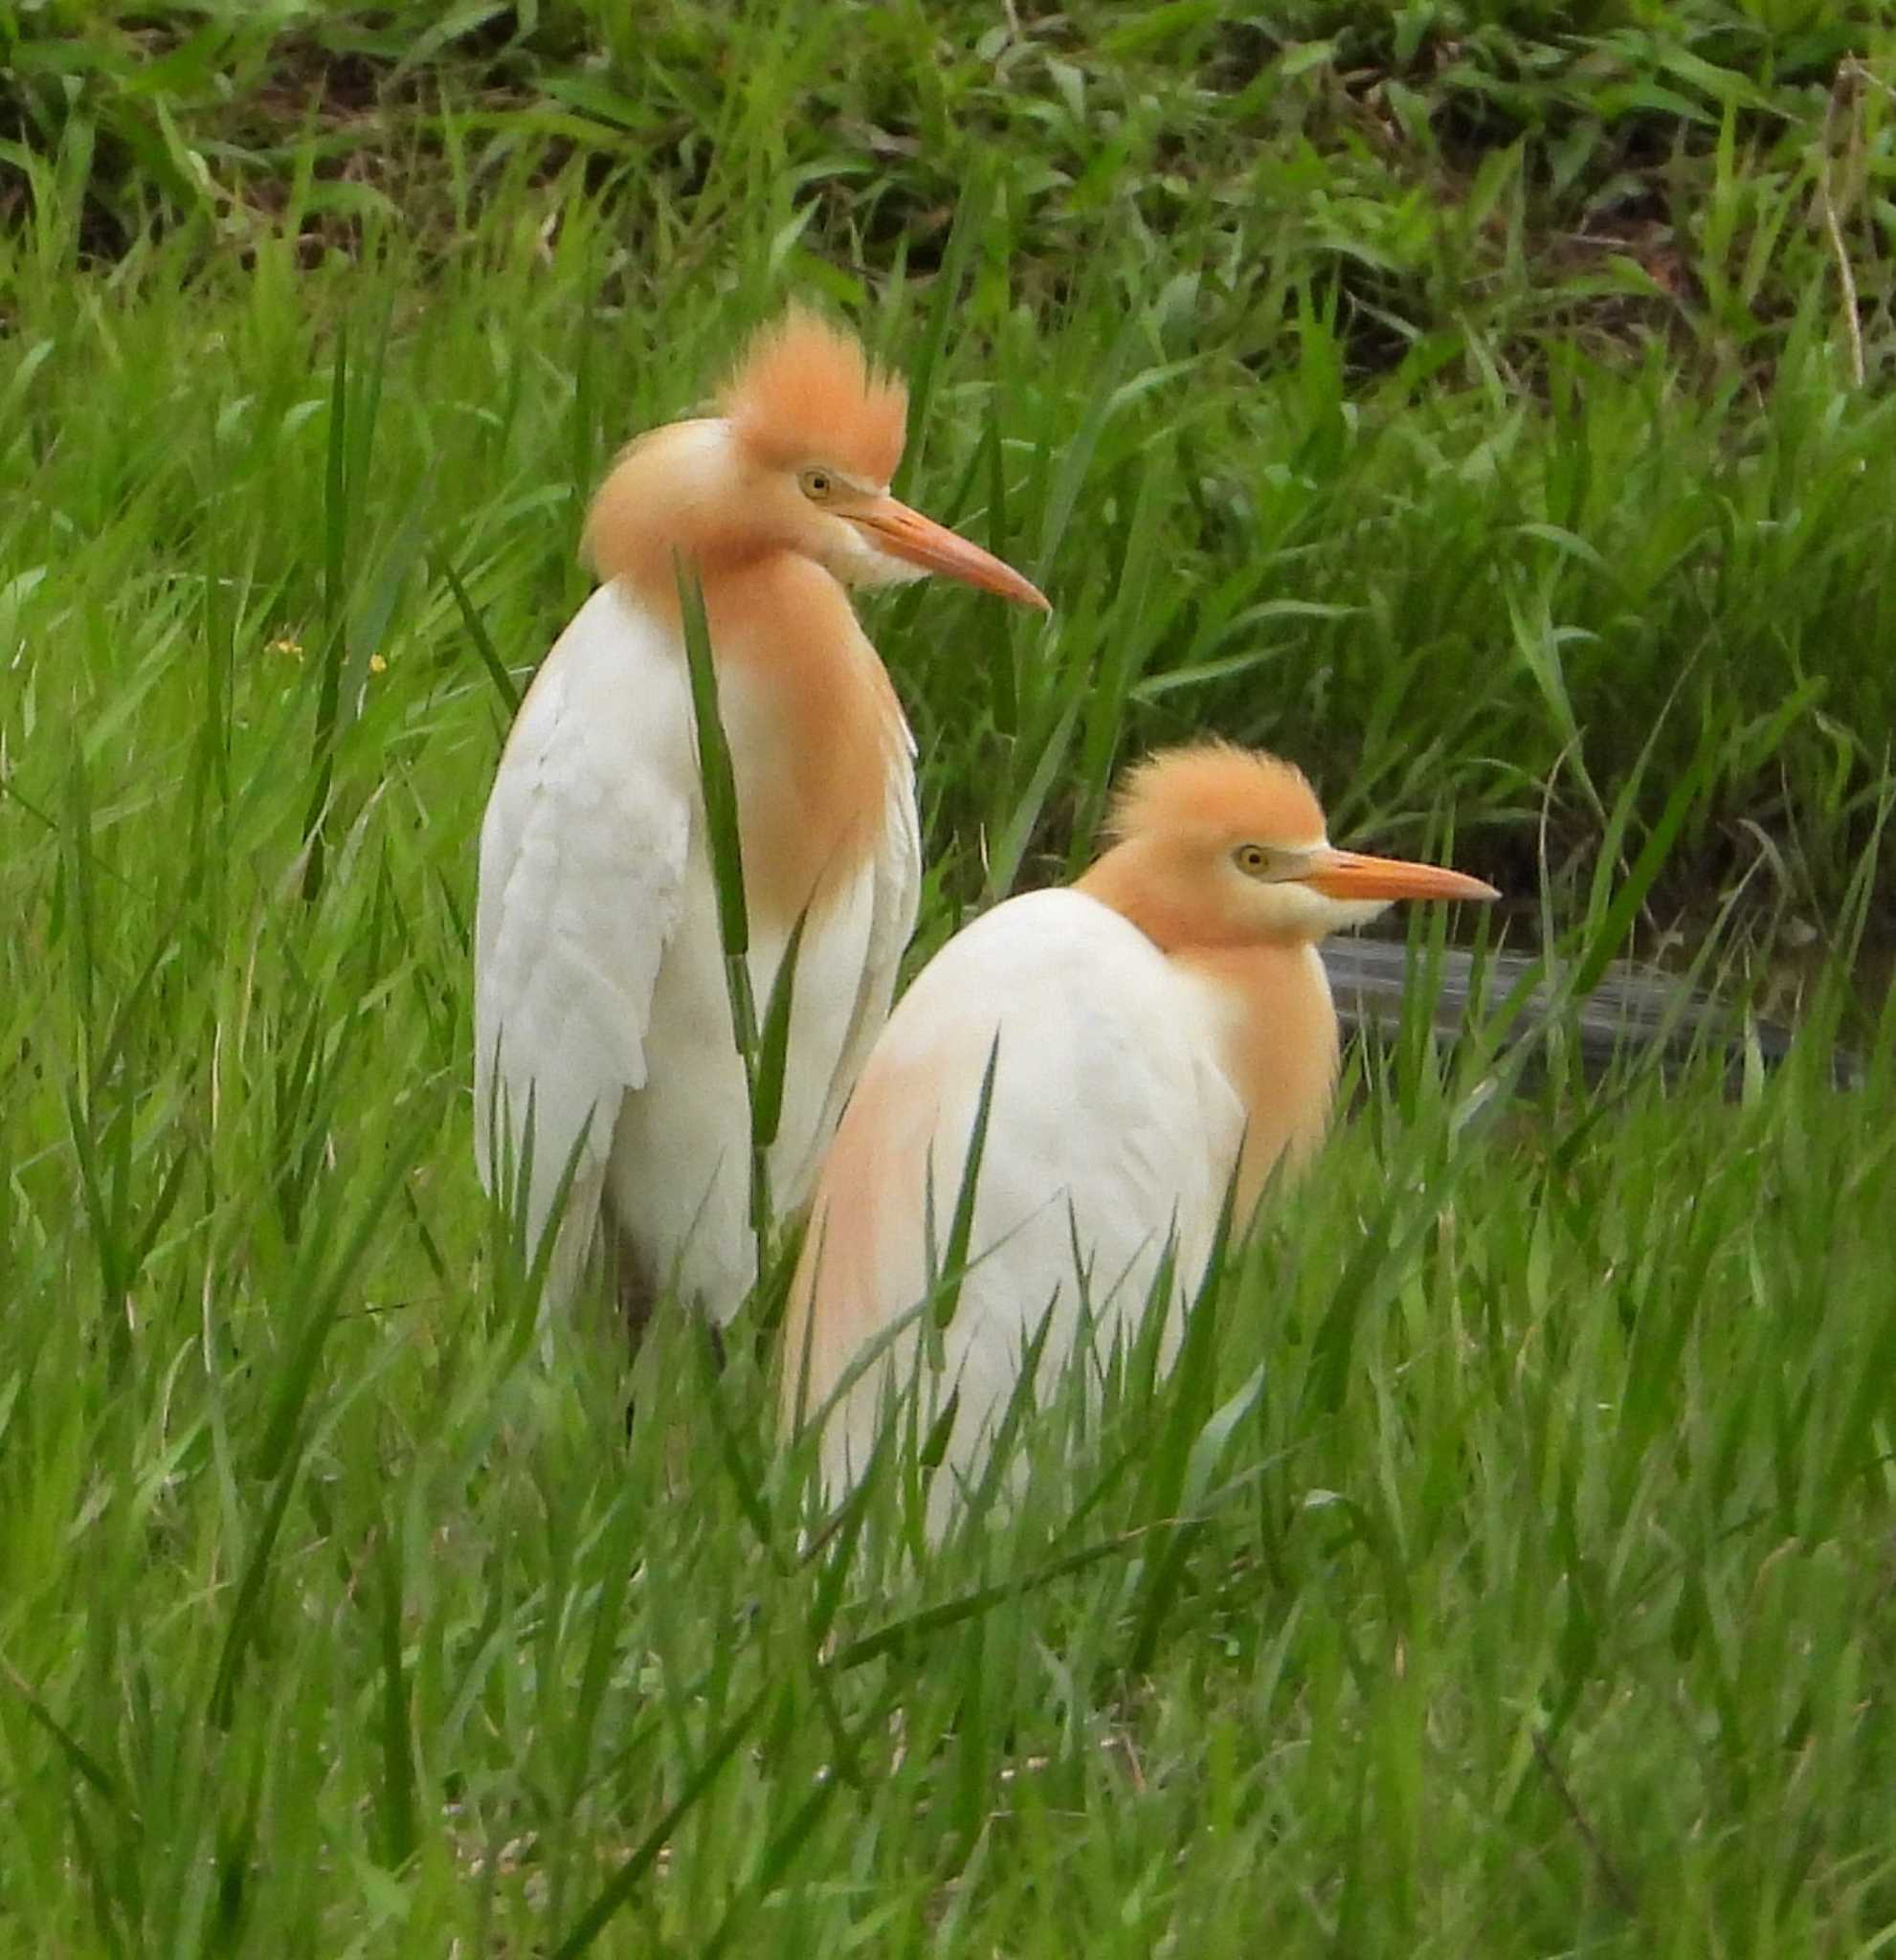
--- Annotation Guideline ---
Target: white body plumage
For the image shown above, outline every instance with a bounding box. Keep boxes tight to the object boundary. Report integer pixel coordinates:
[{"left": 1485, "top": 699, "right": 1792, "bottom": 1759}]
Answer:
[
  {"left": 786, "top": 886, "right": 1251, "bottom": 1502},
  {"left": 785, "top": 742, "right": 1498, "bottom": 1531},
  {"left": 474, "top": 580, "right": 918, "bottom": 1317}
]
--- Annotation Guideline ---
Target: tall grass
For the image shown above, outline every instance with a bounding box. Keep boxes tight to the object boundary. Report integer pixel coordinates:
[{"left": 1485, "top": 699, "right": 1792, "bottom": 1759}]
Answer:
[{"left": 3, "top": 3, "right": 1893, "bottom": 1950}]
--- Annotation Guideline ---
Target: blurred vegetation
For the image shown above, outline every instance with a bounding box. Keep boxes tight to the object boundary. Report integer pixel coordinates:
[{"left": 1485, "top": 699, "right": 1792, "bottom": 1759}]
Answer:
[{"left": 7, "top": 1, "right": 1894, "bottom": 379}]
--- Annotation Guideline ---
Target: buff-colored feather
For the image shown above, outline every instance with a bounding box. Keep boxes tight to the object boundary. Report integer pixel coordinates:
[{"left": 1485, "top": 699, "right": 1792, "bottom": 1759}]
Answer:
[
  {"left": 1105, "top": 740, "right": 1327, "bottom": 853},
  {"left": 718, "top": 306, "right": 907, "bottom": 485}
]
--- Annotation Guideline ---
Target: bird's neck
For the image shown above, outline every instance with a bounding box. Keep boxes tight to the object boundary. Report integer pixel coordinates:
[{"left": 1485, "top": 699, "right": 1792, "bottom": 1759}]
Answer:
[
  {"left": 1076, "top": 836, "right": 1257, "bottom": 952},
  {"left": 673, "top": 551, "right": 909, "bottom": 928},
  {"left": 588, "top": 420, "right": 759, "bottom": 607},
  {"left": 1078, "top": 840, "right": 1339, "bottom": 1210},
  {"left": 1176, "top": 941, "right": 1340, "bottom": 1214}
]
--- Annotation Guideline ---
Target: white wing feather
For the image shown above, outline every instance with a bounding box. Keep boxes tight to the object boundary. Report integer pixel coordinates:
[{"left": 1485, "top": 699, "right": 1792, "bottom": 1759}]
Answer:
[{"left": 474, "top": 584, "right": 693, "bottom": 1271}]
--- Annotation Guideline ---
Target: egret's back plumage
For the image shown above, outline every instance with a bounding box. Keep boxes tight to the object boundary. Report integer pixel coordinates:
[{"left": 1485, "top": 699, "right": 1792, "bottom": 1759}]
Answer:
[{"left": 785, "top": 888, "right": 1245, "bottom": 1527}]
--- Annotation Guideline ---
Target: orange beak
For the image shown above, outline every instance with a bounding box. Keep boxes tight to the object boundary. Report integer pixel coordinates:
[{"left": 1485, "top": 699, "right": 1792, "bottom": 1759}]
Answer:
[
  {"left": 1300, "top": 847, "right": 1500, "bottom": 905},
  {"left": 852, "top": 497, "right": 1050, "bottom": 610}
]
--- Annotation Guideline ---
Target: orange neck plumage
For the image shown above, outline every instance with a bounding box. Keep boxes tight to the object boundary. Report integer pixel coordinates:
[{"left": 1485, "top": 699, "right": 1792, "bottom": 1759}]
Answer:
[
  {"left": 698, "top": 552, "right": 907, "bottom": 929},
  {"left": 1078, "top": 839, "right": 1340, "bottom": 1210},
  {"left": 585, "top": 420, "right": 907, "bottom": 930}
]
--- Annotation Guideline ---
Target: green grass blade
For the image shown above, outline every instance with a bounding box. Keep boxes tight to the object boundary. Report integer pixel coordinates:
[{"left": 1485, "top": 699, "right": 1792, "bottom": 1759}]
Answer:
[
  {"left": 930, "top": 1034, "right": 1000, "bottom": 1334},
  {"left": 894, "top": 161, "right": 993, "bottom": 499},
  {"left": 300, "top": 320, "right": 351, "bottom": 903},
  {"left": 550, "top": 1682, "right": 774, "bottom": 1959},
  {"left": 750, "top": 907, "right": 807, "bottom": 1154},
  {"left": 676, "top": 556, "right": 748, "bottom": 966},
  {"left": 370, "top": 1516, "right": 417, "bottom": 1870},
  {"left": 436, "top": 549, "right": 520, "bottom": 714}
]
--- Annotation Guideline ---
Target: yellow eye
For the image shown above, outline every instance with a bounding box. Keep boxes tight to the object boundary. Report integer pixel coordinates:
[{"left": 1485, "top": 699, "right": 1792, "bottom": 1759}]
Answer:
[
  {"left": 1235, "top": 843, "right": 1270, "bottom": 876},
  {"left": 799, "top": 467, "right": 834, "bottom": 501}
]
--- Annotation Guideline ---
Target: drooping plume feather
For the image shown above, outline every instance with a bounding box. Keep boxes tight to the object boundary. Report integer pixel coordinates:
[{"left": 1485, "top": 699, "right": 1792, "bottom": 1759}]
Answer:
[{"left": 718, "top": 306, "right": 908, "bottom": 486}]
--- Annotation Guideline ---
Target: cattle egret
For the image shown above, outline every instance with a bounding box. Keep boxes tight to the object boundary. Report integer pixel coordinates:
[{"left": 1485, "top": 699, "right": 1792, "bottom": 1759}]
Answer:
[
  {"left": 475, "top": 308, "right": 1048, "bottom": 1325},
  {"left": 785, "top": 741, "right": 1498, "bottom": 1519}
]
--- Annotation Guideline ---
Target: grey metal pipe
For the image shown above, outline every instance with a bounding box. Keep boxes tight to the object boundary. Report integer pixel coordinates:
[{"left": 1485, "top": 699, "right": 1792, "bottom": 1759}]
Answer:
[{"left": 1320, "top": 937, "right": 1863, "bottom": 1088}]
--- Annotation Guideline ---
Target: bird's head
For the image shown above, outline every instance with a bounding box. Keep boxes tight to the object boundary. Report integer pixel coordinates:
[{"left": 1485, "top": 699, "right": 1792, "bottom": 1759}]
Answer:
[
  {"left": 586, "top": 307, "right": 1048, "bottom": 611},
  {"left": 1087, "top": 742, "right": 1499, "bottom": 948}
]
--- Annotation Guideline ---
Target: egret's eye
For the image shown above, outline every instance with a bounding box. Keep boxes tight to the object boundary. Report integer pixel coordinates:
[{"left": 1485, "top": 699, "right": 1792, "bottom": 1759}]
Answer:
[
  {"left": 799, "top": 467, "right": 835, "bottom": 501},
  {"left": 1234, "top": 843, "right": 1271, "bottom": 877}
]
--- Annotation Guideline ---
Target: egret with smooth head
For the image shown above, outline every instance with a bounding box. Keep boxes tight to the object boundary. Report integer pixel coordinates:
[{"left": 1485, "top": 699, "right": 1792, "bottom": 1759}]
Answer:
[{"left": 784, "top": 742, "right": 1497, "bottom": 1525}]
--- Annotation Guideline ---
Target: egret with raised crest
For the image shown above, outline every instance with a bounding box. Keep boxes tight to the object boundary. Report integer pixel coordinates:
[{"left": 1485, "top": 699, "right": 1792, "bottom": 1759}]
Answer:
[{"left": 475, "top": 308, "right": 1048, "bottom": 1327}]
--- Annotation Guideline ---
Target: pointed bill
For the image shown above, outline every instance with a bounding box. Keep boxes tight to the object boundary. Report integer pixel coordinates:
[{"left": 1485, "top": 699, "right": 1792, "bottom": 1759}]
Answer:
[
  {"left": 852, "top": 497, "right": 1050, "bottom": 610},
  {"left": 1301, "top": 847, "right": 1499, "bottom": 905}
]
